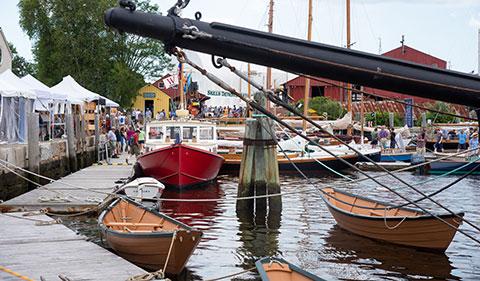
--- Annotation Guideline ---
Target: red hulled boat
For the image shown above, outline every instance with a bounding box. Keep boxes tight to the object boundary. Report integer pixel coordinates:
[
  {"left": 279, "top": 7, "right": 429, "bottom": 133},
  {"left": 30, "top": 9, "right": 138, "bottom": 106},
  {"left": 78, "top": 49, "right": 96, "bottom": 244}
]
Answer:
[
  {"left": 138, "top": 143, "right": 224, "bottom": 188},
  {"left": 137, "top": 120, "right": 224, "bottom": 188}
]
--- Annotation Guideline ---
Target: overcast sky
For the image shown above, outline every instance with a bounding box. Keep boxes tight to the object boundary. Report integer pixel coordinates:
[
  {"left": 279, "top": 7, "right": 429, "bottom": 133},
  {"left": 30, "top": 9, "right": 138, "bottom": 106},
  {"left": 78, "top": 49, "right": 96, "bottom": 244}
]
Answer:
[{"left": 2, "top": 0, "right": 480, "bottom": 87}]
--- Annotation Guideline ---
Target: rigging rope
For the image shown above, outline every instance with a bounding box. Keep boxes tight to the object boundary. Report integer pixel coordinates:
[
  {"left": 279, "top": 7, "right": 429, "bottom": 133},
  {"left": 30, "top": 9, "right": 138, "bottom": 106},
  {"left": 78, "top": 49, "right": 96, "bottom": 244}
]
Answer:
[
  {"left": 298, "top": 74, "right": 479, "bottom": 122},
  {"left": 245, "top": 67, "right": 480, "bottom": 232},
  {"left": 173, "top": 50, "right": 480, "bottom": 244},
  {"left": 216, "top": 56, "right": 477, "bottom": 227}
]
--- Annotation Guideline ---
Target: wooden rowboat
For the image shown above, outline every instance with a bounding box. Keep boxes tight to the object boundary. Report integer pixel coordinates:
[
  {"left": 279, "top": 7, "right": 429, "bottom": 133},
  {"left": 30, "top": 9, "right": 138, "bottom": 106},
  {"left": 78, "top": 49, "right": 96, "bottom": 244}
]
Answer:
[
  {"left": 98, "top": 198, "right": 202, "bottom": 275},
  {"left": 255, "top": 257, "right": 326, "bottom": 281},
  {"left": 321, "top": 187, "right": 463, "bottom": 252}
]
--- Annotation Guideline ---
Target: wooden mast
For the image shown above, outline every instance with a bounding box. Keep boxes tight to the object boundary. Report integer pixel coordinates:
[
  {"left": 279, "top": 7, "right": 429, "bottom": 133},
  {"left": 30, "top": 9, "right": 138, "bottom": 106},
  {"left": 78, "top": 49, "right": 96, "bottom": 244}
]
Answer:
[
  {"left": 179, "top": 62, "right": 184, "bottom": 110},
  {"left": 346, "top": 0, "right": 352, "bottom": 136},
  {"left": 266, "top": 0, "right": 274, "bottom": 111},
  {"left": 303, "top": 0, "right": 313, "bottom": 132},
  {"left": 360, "top": 89, "right": 365, "bottom": 144}
]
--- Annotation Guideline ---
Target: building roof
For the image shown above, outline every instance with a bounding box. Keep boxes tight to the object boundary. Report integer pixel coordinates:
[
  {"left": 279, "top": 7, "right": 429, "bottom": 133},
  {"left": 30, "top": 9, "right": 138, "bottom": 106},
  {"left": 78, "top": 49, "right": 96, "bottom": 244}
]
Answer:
[
  {"left": 382, "top": 45, "right": 447, "bottom": 69},
  {"left": 152, "top": 74, "right": 179, "bottom": 99},
  {"left": 0, "top": 27, "right": 13, "bottom": 60}
]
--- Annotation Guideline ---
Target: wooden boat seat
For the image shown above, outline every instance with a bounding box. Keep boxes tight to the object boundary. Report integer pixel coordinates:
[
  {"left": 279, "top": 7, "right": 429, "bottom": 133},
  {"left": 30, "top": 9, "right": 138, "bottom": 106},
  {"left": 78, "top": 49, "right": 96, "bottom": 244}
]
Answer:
[
  {"left": 123, "top": 227, "right": 167, "bottom": 233},
  {"left": 264, "top": 263, "right": 292, "bottom": 273},
  {"left": 105, "top": 222, "right": 165, "bottom": 227}
]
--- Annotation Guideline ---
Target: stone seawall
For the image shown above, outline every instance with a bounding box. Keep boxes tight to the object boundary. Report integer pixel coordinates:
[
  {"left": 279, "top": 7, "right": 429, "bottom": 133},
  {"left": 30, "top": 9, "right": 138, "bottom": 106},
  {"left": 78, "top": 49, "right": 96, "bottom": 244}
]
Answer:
[{"left": 0, "top": 138, "right": 97, "bottom": 201}]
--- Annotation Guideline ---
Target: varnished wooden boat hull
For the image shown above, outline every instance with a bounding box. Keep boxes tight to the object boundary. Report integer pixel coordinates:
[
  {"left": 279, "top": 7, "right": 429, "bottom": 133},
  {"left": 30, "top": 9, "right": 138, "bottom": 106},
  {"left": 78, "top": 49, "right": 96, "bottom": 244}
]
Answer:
[
  {"left": 219, "top": 153, "right": 362, "bottom": 175},
  {"left": 321, "top": 188, "right": 463, "bottom": 252},
  {"left": 255, "top": 257, "right": 325, "bottom": 281},
  {"left": 99, "top": 198, "right": 202, "bottom": 275},
  {"left": 104, "top": 229, "right": 201, "bottom": 273}
]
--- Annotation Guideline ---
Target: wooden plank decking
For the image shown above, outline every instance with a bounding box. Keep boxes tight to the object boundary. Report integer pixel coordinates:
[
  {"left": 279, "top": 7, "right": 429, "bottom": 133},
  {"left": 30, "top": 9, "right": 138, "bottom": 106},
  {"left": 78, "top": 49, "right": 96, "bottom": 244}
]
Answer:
[
  {"left": 1, "top": 156, "right": 133, "bottom": 213},
  {"left": 0, "top": 212, "right": 146, "bottom": 280}
]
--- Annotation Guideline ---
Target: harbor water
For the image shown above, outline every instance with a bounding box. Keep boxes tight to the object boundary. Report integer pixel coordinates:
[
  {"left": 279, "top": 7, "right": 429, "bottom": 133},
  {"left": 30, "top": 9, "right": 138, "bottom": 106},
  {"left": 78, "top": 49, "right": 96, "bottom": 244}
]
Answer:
[{"left": 64, "top": 171, "right": 480, "bottom": 280}]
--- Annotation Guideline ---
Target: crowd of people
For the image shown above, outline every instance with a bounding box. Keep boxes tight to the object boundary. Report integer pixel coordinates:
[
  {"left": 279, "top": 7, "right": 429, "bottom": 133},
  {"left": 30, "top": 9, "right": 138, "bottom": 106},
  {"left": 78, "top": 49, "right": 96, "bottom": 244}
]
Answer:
[
  {"left": 203, "top": 105, "right": 247, "bottom": 118},
  {"left": 432, "top": 128, "right": 479, "bottom": 157},
  {"left": 369, "top": 125, "right": 479, "bottom": 157},
  {"left": 370, "top": 126, "right": 408, "bottom": 152},
  {"left": 103, "top": 109, "right": 149, "bottom": 163}
]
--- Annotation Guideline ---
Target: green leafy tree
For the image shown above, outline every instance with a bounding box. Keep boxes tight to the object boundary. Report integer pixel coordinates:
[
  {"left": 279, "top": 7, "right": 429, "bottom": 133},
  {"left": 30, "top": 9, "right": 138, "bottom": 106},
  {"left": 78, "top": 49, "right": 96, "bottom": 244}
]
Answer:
[
  {"left": 296, "top": 96, "right": 347, "bottom": 119},
  {"left": 18, "top": 0, "right": 173, "bottom": 107},
  {"left": 424, "top": 101, "right": 458, "bottom": 124},
  {"left": 365, "top": 111, "right": 404, "bottom": 127},
  {"left": 8, "top": 42, "right": 36, "bottom": 77}
]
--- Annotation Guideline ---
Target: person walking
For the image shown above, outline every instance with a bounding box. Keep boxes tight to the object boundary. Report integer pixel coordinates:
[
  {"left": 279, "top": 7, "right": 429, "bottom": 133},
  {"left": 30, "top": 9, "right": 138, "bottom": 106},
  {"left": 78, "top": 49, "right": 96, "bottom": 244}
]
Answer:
[
  {"left": 468, "top": 132, "right": 479, "bottom": 158},
  {"left": 457, "top": 129, "right": 468, "bottom": 152},
  {"left": 370, "top": 128, "right": 378, "bottom": 149},
  {"left": 138, "top": 127, "right": 146, "bottom": 153},
  {"left": 107, "top": 127, "right": 117, "bottom": 158},
  {"left": 389, "top": 127, "right": 397, "bottom": 151},
  {"left": 434, "top": 129, "right": 444, "bottom": 153},
  {"left": 416, "top": 129, "right": 427, "bottom": 155},
  {"left": 378, "top": 126, "right": 390, "bottom": 151}
]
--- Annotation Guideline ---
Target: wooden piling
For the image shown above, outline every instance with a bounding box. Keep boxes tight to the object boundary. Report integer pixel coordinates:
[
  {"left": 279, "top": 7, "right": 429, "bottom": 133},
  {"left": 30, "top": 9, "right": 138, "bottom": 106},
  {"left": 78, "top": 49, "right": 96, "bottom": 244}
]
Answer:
[
  {"left": 27, "top": 113, "right": 40, "bottom": 188},
  {"left": 421, "top": 112, "right": 427, "bottom": 128},
  {"left": 94, "top": 113, "right": 100, "bottom": 162},
  {"left": 237, "top": 92, "right": 281, "bottom": 217},
  {"left": 65, "top": 113, "right": 78, "bottom": 172}
]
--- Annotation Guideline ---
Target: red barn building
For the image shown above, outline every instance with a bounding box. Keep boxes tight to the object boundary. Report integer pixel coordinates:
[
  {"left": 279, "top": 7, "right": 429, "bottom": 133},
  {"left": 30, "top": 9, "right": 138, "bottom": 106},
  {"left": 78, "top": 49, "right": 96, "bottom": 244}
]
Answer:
[
  {"left": 285, "top": 44, "right": 447, "bottom": 105},
  {"left": 152, "top": 75, "right": 179, "bottom": 99}
]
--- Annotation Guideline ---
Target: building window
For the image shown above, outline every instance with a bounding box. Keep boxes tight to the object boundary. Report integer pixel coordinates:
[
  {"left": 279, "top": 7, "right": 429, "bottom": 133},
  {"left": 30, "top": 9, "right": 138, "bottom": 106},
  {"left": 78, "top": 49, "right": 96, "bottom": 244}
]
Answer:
[
  {"left": 352, "top": 85, "right": 362, "bottom": 102},
  {"left": 311, "top": 86, "right": 325, "bottom": 98},
  {"left": 158, "top": 82, "right": 165, "bottom": 89}
]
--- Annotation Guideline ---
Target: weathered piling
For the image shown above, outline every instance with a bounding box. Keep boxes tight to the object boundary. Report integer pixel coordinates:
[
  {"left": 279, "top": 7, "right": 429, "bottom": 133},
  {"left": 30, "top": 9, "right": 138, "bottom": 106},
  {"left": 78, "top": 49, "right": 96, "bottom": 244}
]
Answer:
[
  {"left": 94, "top": 113, "right": 100, "bottom": 162},
  {"left": 27, "top": 113, "right": 39, "bottom": 189},
  {"left": 65, "top": 113, "right": 78, "bottom": 172},
  {"left": 237, "top": 92, "right": 281, "bottom": 219},
  {"left": 421, "top": 112, "right": 427, "bottom": 128}
]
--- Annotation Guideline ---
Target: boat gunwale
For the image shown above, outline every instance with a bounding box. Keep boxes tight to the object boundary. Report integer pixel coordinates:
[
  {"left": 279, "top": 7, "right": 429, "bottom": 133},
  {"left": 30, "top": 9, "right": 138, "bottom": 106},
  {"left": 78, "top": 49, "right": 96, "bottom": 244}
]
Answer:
[
  {"left": 98, "top": 197, "right": 203, "bottom": 238},
  {"left": 255, "top": 257, "right": 326, "bottom": 281},
  {"left": 138, "top": 143, "right": 225, "bottom": 162},
  {"left": 321, "top": 187, "right": 464, "bottom": 221}
]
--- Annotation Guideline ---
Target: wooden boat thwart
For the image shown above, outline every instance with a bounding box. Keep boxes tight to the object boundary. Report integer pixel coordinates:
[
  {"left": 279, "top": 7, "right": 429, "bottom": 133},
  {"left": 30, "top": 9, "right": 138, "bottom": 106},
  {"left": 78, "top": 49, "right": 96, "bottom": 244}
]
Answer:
[
  {"left": 255, "top": 257, "right": 326, "bottom": 281},
  {"left": 321, "top": 187, "right": 463, "bottom": 252},
  {"left": 99, "top": 198, "right": 202, "bottom": 275}
]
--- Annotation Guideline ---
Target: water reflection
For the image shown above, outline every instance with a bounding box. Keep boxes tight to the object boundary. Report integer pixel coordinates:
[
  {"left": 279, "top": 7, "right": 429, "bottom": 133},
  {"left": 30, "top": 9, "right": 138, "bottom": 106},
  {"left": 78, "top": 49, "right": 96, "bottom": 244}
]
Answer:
[
  {"left": 235, "top": 185, "right": 282, "bottom": 270},
  {"left": 322, "top": 225, "right": 459, "bottom": 280},
  {"left": 159, "top": 181, "right": 225, "bottom": 239}
]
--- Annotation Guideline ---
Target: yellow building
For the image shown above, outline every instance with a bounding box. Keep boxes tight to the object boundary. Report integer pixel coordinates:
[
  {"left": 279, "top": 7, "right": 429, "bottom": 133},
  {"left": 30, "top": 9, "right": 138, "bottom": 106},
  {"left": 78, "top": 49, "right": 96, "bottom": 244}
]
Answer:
[{"left": 132, "top": 84, "right": 170, "bottom": 115}]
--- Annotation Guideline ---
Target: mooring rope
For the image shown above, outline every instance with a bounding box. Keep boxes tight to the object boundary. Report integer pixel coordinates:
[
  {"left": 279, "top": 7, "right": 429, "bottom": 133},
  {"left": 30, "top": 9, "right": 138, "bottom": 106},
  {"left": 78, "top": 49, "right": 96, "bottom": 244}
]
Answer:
[
  {"left": 0, "top": 265, "right": 35, "bottom": 281},
  {"left": 204, "top": 267, "right": 257, "bottom": 281},
  {"left": 175, "top": 50, "right": 480, "bottom": 244}
]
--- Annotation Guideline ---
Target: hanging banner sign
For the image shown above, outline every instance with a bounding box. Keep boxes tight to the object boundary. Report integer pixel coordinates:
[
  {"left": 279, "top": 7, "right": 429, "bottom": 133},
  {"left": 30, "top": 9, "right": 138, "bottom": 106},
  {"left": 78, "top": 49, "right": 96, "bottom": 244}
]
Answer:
[
  {"left": 405, "top": 98, "right": 413, "bottom": 128},
  {"left": 163, "top": 74, "right": 178, "bottom": 89}
]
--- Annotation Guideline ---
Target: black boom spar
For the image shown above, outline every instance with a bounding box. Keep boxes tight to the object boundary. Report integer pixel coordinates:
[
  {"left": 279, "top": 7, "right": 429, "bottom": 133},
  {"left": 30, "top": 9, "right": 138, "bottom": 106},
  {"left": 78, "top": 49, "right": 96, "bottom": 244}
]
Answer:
[{"left": 104, "top": 5, "right": 480, "bottom": 108}]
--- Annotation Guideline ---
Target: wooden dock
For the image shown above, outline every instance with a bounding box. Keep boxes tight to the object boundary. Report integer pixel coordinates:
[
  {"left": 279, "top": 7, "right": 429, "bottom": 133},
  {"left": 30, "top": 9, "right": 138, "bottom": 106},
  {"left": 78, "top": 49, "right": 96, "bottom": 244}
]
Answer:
[
  {"left": 0, "top": 212, "right": 146, "bottom": 280},
  {"left": 1, "top": 156, "right": 133, "bottom": 213}
]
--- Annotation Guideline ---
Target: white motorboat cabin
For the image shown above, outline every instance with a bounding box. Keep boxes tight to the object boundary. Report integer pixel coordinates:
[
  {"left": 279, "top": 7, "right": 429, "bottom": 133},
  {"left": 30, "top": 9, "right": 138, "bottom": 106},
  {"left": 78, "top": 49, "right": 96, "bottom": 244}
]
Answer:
[{"left": 145, "top": 120, "right": 218, "bottom": 153}]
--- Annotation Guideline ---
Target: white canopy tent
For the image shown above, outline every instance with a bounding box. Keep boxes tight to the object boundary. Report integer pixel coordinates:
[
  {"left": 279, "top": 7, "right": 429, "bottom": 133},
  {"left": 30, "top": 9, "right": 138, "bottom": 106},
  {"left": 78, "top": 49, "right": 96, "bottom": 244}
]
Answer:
[
  {"left": 51, "top": 75, "right": 119, "bottom": 107},
  {"left": 0, "top": 77, "right": 36, "bottom": 143},
  {"left": 21, "top": 74, "right": 69, "bottom": 112}
]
